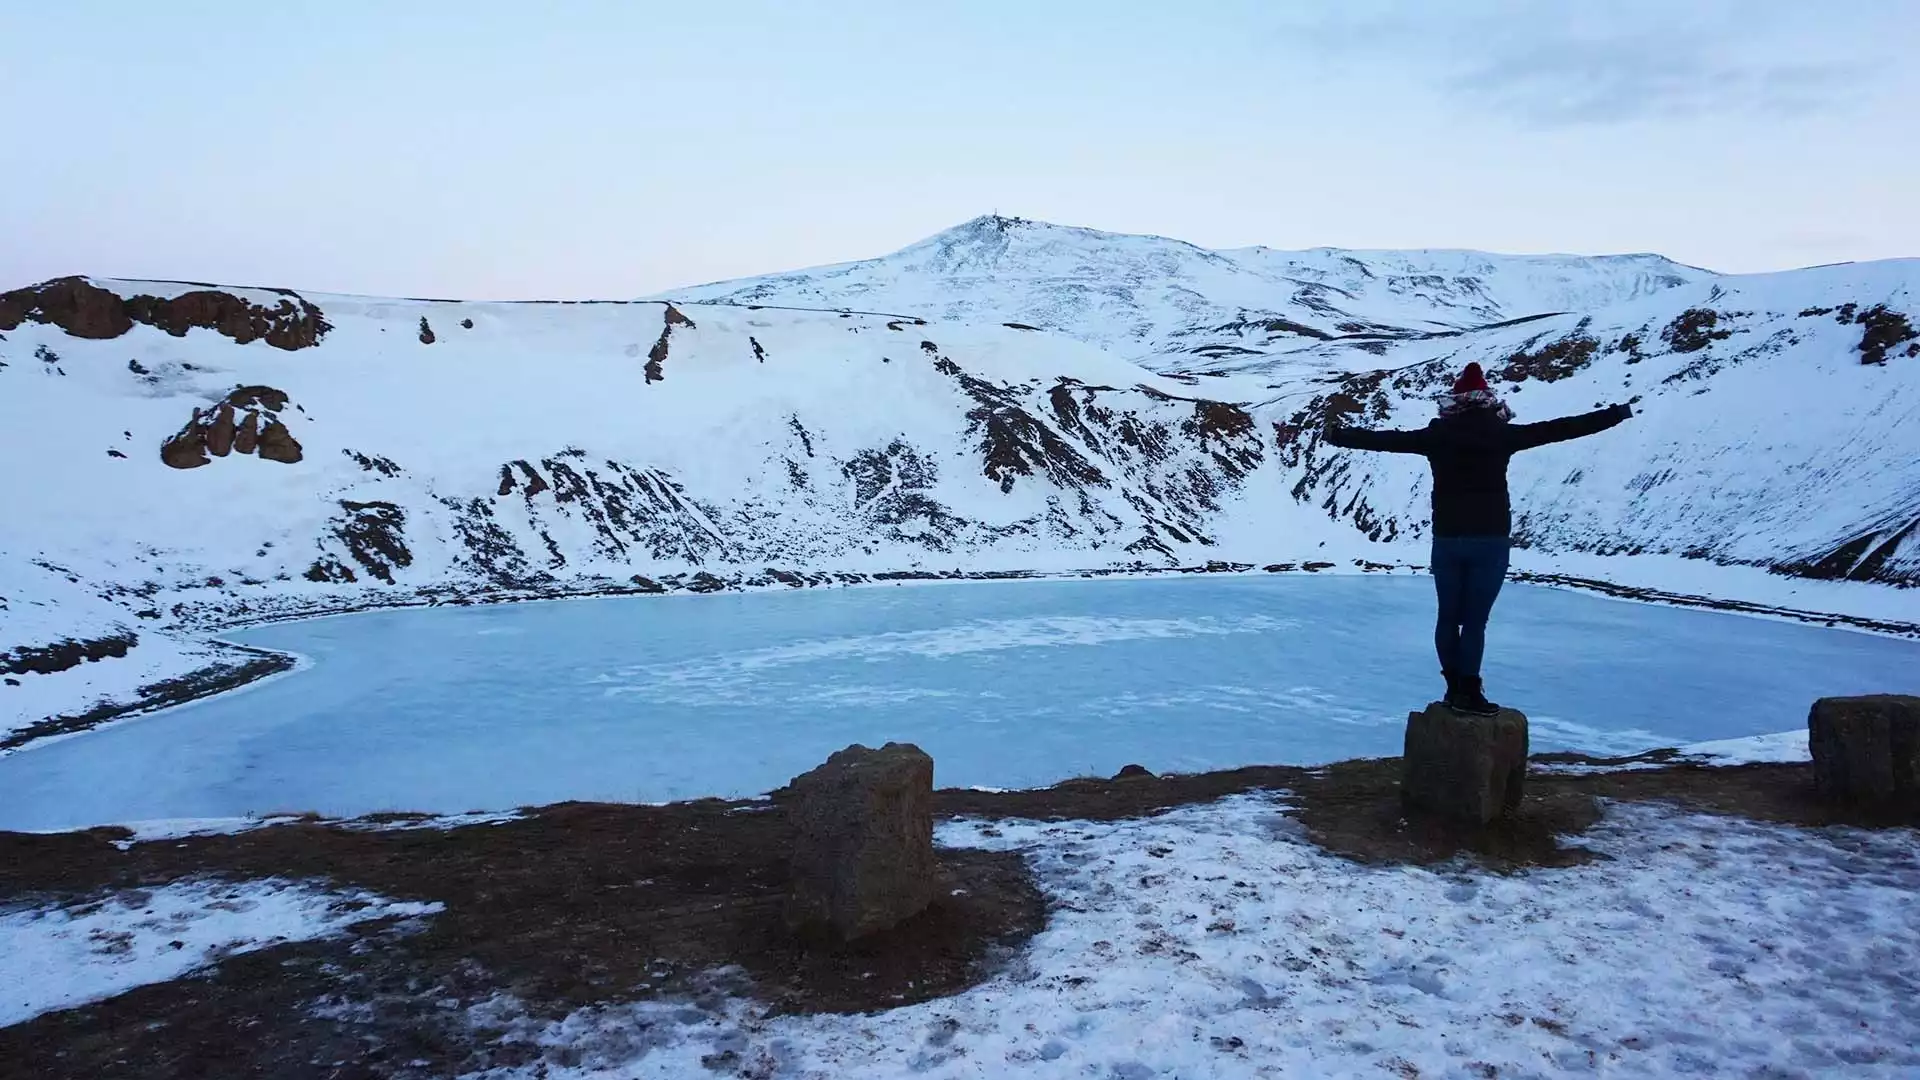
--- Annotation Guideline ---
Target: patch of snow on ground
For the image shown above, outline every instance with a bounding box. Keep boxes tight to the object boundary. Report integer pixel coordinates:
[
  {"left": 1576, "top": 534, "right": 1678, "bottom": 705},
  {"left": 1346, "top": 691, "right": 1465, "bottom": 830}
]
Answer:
[
  {"left": 458, "top": 796, "right": 1920, "bottom": 1078},
  {"left": 109, "top": 815, "right": 311, "bottom": 847},
  {"left": 1534, "top": 729, "right": 1814, "bottom": 776},
  {"left": 1679, "top": 729, "right": 1811, "bottom": 766},
  {"left": 336, "top": 810, "right": 527, "bottom": 832},
  {"left": 78, "top": 809, "right": 529, "bottom": 847},
  {"left": 0, "top": 878, "right": 443, "bottom": 1028}
]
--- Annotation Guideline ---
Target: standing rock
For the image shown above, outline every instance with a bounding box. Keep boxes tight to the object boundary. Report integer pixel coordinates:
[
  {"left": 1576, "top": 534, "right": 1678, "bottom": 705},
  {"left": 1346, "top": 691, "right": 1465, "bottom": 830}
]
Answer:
[
  {"left": 205, "top": 403, "right": 237, "bottom": 457},
  {"left": 1810, "top": 695, "right": 1920, "bottom": 803},
  {"left": 255, "top": 419, "right": 304, "bottom": 463},
  {"left": 233, "top": 410, "right": 260, "bottom": 455},
  {"left": 1402, "top": 703, "right": 1529, "bottom": 824},
  {"left": 160, "top": 412, "right": 211, "bottom": 469},
  {"left": 785, "top": 742, "right": 936, "bottom": 940}
]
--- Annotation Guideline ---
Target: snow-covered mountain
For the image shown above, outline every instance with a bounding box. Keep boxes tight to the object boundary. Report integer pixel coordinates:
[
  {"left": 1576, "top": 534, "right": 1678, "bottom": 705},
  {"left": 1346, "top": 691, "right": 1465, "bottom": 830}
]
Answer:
[
  {"left": 2, "top": 226, "right": 1917, "bottom": 737},
  {"left": 658, "top": 215, "right": 1716, "bottom": 369}
]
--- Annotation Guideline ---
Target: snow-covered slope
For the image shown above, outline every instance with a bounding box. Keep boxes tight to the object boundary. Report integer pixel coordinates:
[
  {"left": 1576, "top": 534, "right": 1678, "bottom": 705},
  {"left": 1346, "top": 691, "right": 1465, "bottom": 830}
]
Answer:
[
  {"left": 2, "top": 241, "right": 1917, "bottom": 736},
  {"left": 1266, "top": 261, "right": 1920, "bottom": 589},
  {"left": 658, "top": 215, "right": 1715, "bottom": 369}
]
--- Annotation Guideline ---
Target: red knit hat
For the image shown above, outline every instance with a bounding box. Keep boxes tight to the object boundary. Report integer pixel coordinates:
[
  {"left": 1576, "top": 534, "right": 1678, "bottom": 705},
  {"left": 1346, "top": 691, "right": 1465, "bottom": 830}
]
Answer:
[{"left": 1452, "top": 362, "right": 1490, "bottom": 396}]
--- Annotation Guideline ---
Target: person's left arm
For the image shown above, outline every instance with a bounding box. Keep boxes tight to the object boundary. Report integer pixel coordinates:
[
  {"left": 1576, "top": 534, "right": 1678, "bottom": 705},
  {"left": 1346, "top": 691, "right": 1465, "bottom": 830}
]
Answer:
[{"left": 1508, "top": 404, "right": 1632, "bottom": 451}]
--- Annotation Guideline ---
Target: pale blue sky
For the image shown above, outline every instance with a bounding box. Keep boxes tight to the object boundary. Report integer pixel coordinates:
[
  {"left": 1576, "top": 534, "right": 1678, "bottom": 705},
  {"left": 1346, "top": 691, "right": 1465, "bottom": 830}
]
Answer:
[{"left": 4, "top": 1, "right": 1915, "bottom": 298}]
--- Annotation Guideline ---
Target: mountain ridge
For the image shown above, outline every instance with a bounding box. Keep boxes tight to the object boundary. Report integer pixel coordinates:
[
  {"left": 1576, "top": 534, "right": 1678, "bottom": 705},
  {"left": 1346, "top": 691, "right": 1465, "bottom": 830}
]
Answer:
[{"left": 655, "top": 214, "right": 1723, "bottom": 365}]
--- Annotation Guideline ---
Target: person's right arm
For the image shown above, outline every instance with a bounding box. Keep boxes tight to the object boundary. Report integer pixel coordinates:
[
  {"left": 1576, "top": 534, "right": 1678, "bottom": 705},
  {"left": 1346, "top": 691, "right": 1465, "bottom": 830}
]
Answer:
[{"left": 1322, "top": 424, "right": 1431, "bottom": 454}]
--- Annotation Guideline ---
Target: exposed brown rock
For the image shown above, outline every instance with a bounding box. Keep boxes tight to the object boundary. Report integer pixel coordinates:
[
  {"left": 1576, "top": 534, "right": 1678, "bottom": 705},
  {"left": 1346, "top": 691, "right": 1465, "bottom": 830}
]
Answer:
[
  {"left": 644, "top": 304, "right": 697, "bottom": 383},
  {"left": 206, "top": 403, "right": 237, "bottom": 457},
  {"left": 1810, "top": 695, "right": 1920, "bottom": 804},
  {"left": 233, "top": 411, "right": 260, "bottom": 455},
  {"left": 343, "top": 450, "right": 402, "bottom": 476},
  {"left": 226, "top": 385, "right": 290, "bottom": 412},
  {"left": 304, "top": 557, "right": 356, "bottom": 583},
  {"left": 784, "top": 742, "right": 937, "bottom": 940},
  {"left": 0, "top": 276, "right": 330, "bottom": 349},
  {"left": 325, "top": 500, "right": 411, "bottom": 583},
  {"left": 160, "top": 386, "right": 304, "bottom": 469},
  {"left": 1662, "top": 308, "right": 1734, "bottom": 353},
  {"left": 0, "top": 276, "right": 132, "bottom": 337},
  {"left": 256, "top": 419, "right": 303, "bottom": 463},
  {"left": 1402, "top": 703, "right": 1529, "bottom": 824},
  {"left": 1, "top": 631, "right": 139, "bottom": 677},
  {"left": 160, "top": 411, "right": 211, "bottom": 469},
  {"left": 125, "top": 290, "right": 331, "bottom": 349},
  {"left": 1499, "top": 331, "right": 1600, "bottom": 383}
]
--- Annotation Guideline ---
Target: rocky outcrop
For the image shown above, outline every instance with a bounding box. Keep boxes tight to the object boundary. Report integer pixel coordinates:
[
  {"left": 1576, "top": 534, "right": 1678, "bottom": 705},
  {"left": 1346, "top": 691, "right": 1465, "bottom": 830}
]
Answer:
[
  {"left": 1402, "top": 703, "right": 1529, "bottom": 823},
  {"left": 0, "top": 276, "right": 330, "bottom": 349},
  {"left": 160, "top": 385, "right": 303, "bottom": 469},
  {"left": 344, "top": 450, "right": 403, "bottom": 476},
  {"left": 305, "top": 501, "right": 411, "bottom": 584},
  {"left": 1, "top": 630, "right": 138, "bottom": 676},
  {"left": 1777, "top": 513, "right": 1920, "bottom": 588},
  {"left": 934, "top": 353, "right": 1107, "bottom": 494},
  {"left": 493, "top": 453, "right": 728, "bottom": 566},
  {"left": 644, "top": 304, "right": 696, "bottom": 383},
  {"left": 783, "top": 742, "right": 937, "bottom": 940},
  {"left": 1499, "top": 327, "right": 1600, "bottom": 383},
  {"left": 335, "top": 501, "right": 411, "bottom": 584},
  {"left": 1810, "top": 695, "right": 1920, "bottom": 804},
  {"left": 256, "top": 418, "right": 302, "bottom": 463}
]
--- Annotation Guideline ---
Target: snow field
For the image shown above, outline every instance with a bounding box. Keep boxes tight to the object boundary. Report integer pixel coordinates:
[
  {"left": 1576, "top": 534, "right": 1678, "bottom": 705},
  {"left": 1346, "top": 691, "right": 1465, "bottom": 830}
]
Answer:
[{"left": 455, "top": 795, "right": 1920, "bottom": 1078}]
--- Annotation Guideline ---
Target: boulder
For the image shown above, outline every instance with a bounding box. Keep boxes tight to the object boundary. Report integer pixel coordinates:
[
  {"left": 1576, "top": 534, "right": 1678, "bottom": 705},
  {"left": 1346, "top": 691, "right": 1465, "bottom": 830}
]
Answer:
[
  {"left": 1402, "top": 703, "right": 1529, "bottom": 824},
  {"left": 1809, "top": 695, "right": 1920, "bottom": 803},
  {"left": 233, "top": 410, "right": 260, "bottom": 455},
  {"left": 206, "top": 403, "right": 237, "bottom": 457},
  {"left": 256, "top": 419, "right": 304, "bottom": 463},
  {"left": 785, "top": 742, "right": 936, "bottom": 940},
  {"left": 160, "top": 415, "right": 210, "bottom": 469}
]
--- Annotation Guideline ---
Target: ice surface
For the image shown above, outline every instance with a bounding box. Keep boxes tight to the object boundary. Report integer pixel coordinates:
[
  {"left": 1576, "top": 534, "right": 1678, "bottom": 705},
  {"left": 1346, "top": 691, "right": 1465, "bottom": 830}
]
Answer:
[
  {"left": 1, "top": 576, "right": 1915, "bottom": 830},
  {"left": 0, "top": 878, "right": 442, "bottom": 1028},
  {"left": 453, "top": 797, "right": 1920, "bottom": 1079}
]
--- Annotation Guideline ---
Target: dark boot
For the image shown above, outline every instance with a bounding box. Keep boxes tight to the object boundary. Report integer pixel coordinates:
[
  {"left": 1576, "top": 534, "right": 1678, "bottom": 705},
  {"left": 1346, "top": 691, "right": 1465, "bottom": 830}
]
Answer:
[
  {"left": 1441, "top": 670, "right": 1463, "bottom": 709},
  {"left": 1451, "top": 675, "right": 1501, "bottom": 717}
]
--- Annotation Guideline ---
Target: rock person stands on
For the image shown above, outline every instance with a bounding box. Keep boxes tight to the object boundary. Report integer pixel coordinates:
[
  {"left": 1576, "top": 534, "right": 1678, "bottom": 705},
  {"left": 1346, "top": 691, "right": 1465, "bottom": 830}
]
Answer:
[{"left": 1323, "top": 362, "right": 1631, "bottom": 715}]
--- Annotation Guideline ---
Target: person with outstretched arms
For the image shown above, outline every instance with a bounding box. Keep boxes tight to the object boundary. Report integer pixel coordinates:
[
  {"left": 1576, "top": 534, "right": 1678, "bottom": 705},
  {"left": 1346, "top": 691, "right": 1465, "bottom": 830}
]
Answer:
[{"left": 1323, "top": 363, "right": 1631, "bottom": 715}]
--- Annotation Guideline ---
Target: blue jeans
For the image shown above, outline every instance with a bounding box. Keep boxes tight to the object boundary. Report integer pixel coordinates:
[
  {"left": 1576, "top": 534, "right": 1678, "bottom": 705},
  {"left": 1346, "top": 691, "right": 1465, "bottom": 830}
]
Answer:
[{"left": 1431, "top": 536, "right": 1510, "bottom": 678}]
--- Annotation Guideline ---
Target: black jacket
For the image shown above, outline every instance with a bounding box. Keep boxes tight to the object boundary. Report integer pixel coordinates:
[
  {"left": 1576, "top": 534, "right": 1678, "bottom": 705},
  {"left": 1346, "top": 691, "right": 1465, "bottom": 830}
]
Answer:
[{"left": 1324, "top": 404, "right": 1630, "bottom": 538}]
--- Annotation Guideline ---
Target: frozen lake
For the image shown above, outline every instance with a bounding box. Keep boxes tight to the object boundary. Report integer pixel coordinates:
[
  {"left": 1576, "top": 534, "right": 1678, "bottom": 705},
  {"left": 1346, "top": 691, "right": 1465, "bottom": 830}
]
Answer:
[{"left": 3, "top": 575, "right": 1918, "bottom": 830}]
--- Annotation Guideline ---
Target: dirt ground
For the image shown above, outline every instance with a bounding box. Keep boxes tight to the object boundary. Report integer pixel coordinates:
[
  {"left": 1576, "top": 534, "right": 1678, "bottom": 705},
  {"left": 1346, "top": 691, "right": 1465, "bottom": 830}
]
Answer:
[{"left": 1, "top": 757, "right": 1913, "bottom": 1080}]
